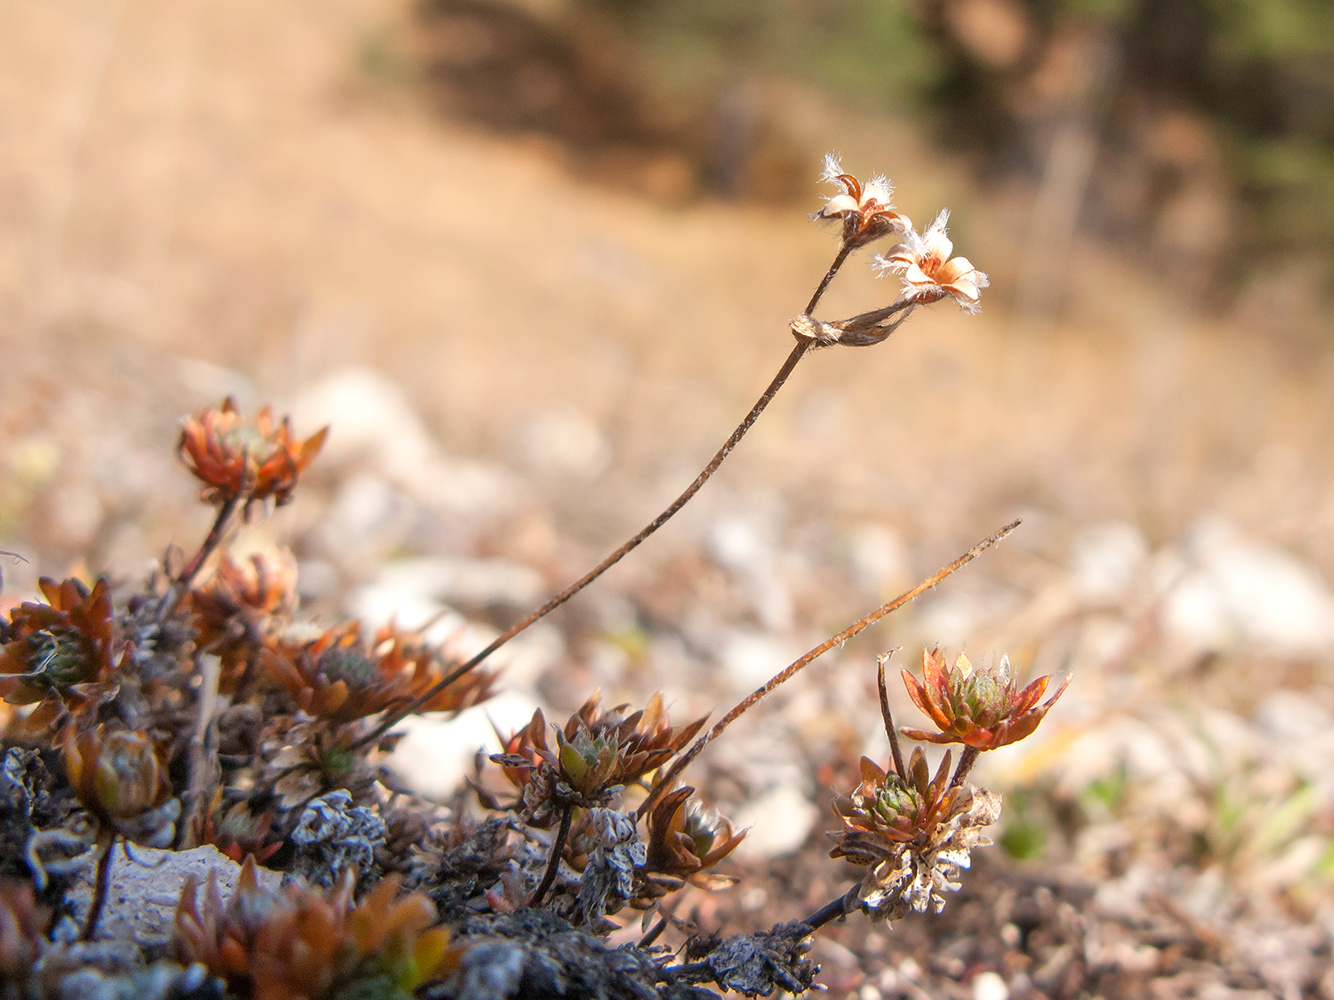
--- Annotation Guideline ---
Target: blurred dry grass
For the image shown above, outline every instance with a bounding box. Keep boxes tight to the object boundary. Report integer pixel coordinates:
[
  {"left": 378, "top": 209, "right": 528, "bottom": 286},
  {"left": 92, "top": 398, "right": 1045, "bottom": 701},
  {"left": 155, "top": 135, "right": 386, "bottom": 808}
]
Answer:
[
  {"left": 3, "top": 1, "right": 1332, "bottom": 563},
  {"left": 3, "top": 2, "right": 1334, "bottom": 992}
]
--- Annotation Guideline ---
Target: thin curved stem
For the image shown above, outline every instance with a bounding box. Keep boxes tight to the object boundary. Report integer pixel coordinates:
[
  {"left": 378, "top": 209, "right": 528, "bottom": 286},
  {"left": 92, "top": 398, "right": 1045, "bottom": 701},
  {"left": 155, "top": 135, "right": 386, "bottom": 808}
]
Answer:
[
  {"left": 352, "top": 249, "right": 855, "bottom": 752},
  {"left": 528, "top": 804, "right": 574, "bottom": 908},
  {"left": 949, "top": 746, "right": 981, "bottom": 789},
  {"left": 805, "top": 244, "right": 851, "bottom": 315},
  {"left": 639, "top": 519, "right": 1022, "bottom": 819},
  {"left": 155, "top": 493, "right": 241, "bottom": 622},
  {"left": 877, "top": 655, "right": 907, "bottom": 778},
  {"left": 82, "top": 837, "right": 117, "bottom": 941}
]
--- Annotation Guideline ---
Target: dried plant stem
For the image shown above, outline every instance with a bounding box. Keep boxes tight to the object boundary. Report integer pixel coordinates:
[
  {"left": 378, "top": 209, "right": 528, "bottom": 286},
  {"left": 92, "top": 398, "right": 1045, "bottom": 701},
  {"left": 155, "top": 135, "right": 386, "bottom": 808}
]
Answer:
[
  {"left": 639, "top": 519, "right": 1022, "bottom": 819},
  {"left": 949, "top": 746, "right": 981, "bottom": 789},
  {"left": 156, "top": 493, "right": 241, "bottom": 621},
  {"left": 802, "top": 885, "right": 859, "bottom": 931},
  {"left": 353, "top": 248, "right": 856, "bottom": 753},
  {"left": 877, "top": 655, "right": 907, "bottom": 778},
  {"left": 529, "top": 804, "right": 574, "bottom": 908},
  {"left": 179, "top": 652, "right": 223, "bottom": 849},
  {"left": 805, "top": 244, "right": 852, "bottom": 314},
  {"left": 82, "top": 837, "right": 117, "bottom": 941}
]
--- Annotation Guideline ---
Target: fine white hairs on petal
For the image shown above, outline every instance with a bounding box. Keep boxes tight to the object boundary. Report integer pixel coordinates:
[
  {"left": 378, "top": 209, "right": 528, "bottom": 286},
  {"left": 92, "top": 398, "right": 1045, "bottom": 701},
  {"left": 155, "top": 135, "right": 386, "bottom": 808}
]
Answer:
[
  {"left": 820, "top": 152, "right": 845, "bottom": 184},
  {"left": 863, "top": 173, "right": 895, "bottom": 204}
]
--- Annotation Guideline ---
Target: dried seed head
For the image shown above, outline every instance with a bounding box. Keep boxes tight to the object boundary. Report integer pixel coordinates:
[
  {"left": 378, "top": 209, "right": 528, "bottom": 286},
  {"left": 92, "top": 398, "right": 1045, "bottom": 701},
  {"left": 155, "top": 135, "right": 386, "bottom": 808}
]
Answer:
[
  {"left": 262, "top": 620, "right": 495, "bottom": 725},
  {"left": 830, "top": 745, "right": 999, "bottom": 921},
  {"left": 491, "top": 693, "right": 706, "bottom": 826},
  {"left": 815, "top": 153, "right": 912, "bottom": 251},
  {"left": 190, "top": 548, "right": 298, "bottom": 692},
  {"left": 174, "top": 859, "right": 460, "bottom": 998},
  {"left": 641, "top": 784, "right": 744, "bottom": 897}
]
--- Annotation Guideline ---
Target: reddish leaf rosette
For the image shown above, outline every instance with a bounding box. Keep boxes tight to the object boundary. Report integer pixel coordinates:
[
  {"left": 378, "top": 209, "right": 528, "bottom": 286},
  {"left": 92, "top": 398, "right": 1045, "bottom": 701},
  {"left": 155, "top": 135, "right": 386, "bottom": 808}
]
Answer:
[
  {"left": 178, "top": 397, "right": 328, "bottom": 508},
  {"left": 900, "top": 648, "right": 1069, "bottom": 751}
]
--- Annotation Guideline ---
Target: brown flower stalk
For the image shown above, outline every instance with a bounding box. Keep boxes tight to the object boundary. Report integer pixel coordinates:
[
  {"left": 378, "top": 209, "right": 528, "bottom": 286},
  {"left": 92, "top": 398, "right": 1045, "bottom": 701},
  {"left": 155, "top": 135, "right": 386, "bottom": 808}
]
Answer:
[
  {"left": 354, "top": 164, "right": 943, "bottom": 754},
  {"left": 638, "top": 518, "right": 1022, "bottom": 819}
]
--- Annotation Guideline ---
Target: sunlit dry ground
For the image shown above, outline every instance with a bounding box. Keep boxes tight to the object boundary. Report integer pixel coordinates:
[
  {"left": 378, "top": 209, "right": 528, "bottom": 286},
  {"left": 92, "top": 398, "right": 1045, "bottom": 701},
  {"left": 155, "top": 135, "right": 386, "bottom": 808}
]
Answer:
[{"left": 3, "top": 0, "right": 1334, "bottom": 996}]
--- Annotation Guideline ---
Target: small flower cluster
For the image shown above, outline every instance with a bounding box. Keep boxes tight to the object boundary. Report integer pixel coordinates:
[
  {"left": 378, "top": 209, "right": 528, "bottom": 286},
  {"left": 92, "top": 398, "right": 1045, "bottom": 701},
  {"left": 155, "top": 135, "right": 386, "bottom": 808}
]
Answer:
[
  {"left": 827, "top": 650, "right": 1068, "bottom": 922},
  {"left": 178, "top": 397, "right": 327, "bottom": 510},
  {"left": 175, "top": 858, "right": 461, "bottom": 1000},
  {"left": 487, "top": 692, "right": 743, "bottom": 917},
  {"left": 815, "top": 153, "right": 990, "bottom": 316}
]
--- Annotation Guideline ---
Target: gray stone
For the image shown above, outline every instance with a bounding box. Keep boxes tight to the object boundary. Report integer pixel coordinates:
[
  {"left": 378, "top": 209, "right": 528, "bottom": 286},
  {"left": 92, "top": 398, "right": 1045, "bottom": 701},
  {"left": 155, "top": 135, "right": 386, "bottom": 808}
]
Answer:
[{"left": 67, "top": 843, "right": 282, "bottom": 947}]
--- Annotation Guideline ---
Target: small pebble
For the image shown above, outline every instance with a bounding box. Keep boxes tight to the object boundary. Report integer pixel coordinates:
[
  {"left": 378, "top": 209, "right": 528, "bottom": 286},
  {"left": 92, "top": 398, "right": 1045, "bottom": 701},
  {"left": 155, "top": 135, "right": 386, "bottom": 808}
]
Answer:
[{"left": 972, "top": 970, "right": 1010, "bottom": 1000}]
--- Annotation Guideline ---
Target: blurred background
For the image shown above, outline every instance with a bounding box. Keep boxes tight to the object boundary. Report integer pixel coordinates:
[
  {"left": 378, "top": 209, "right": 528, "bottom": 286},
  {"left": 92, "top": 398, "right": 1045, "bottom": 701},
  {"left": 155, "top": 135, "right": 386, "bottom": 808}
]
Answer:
[{"left": 3, "top": 0, "right": 1334, "bottom": 993}]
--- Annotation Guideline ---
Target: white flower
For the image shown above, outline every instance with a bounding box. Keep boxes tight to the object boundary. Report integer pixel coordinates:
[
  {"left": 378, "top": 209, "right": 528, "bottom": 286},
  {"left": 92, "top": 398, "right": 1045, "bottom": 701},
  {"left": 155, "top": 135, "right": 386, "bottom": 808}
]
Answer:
[
  {"left": 876, "top": 210, "right": 989, "bottom": 314},
  {"left": 816, "top": 153, "right": 912, "bottom": 250}
]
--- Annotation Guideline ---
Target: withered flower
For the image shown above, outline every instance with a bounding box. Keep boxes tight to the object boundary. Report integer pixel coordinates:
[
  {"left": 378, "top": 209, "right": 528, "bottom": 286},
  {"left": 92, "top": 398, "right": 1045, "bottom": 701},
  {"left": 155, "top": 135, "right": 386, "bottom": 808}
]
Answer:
[
  {"left": 175, "top": 858, "right": 460, "bottom": 1000},
  {"left": 875, "top": 209, "right": 989, "bottom": 313},
  {"left": 192, "top": 789, "right": 282, "bottom": 864},
  {"left": 258, "top": 717, "right": 371, "bottom": 810},
  {"left": 491, "top": 693, "right": 705, "bottom": 827},
  {"left": 641, "top": 784, "right": 744, "bottom": 898},
  {"left": 190, "top": 548, "right": 298, "bottom": 693},
  {"left": 0, "top": 577, "right": 117, "bottom": 737},
  {"left": 262, "top": 620, "right": 495, "bottom": 726},
  {"left": 900, "top": 648, "right": 1069, "bottom": 751},
  {"left": 62, "top": 724, "right": 180, "bottom": 847},
  {"left": 830, "top": 746, "right": 1000, "bottom": 920},
  {"left": 178, "top": 396, "right": 328, "bottom": 508},
  {"left": 816, "top": 153, "right": 912, "bottom": 250}
]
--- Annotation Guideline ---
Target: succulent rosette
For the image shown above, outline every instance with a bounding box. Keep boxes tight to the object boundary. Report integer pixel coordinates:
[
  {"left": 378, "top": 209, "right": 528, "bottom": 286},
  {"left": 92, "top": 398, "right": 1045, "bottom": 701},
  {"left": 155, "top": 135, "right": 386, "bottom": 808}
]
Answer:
[
  {"left": 178, "top": 396, "right": 328, "bottom": 508},
  {"left": 900, "top": 648, "right": 1069, "bottom": 750},
  {"left": 0, "top": 577, "right": 118, "bottom": 739},
  {"left": 830, "top": 747, "right": 1000, "bottom": 921}
]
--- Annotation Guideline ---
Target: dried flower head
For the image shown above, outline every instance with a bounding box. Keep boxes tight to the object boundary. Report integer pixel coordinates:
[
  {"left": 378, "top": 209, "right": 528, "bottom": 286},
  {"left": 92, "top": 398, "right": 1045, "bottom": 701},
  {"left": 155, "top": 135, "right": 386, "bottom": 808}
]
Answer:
[
  {"left": 62, "top": 725, "right": 180, "bottom": 846},
  {"left": 900, "top": 648, "right": 1070, "bottom": 751},
  {"left": 257, "top": 718, "right": 371, "bottom": 810},
  {"left": 491, "top": 693, "right": 705, "bottom": 826},
  {"left": 641, "top": 784, "right": 744, "bottom": 898},
  {"left": 0, "top": 577, "right": 117, "bottom": 737},
  {"left": 190, "top": 548, "right": 299, "bottom": 693},
  {"left": 262, "top": 620, "right": 495, "bottom": 726},
  {"left": 192, "top": 789, "right": 282, "bottom": 864},
  {"left": 830, "top": 746, "right": 1000, "bottom": 920},
  {"left": 816, "top": 154, "right": 912, "bottom": 250},
  {"left": 175, "top": 858, "right": 460, "bottom": 1000},
  {"left": 178, "top": 396, "right": 328, "bottom": 508},
  {"left": 875, "top": 209, "right": 989, "bottom": 313}
]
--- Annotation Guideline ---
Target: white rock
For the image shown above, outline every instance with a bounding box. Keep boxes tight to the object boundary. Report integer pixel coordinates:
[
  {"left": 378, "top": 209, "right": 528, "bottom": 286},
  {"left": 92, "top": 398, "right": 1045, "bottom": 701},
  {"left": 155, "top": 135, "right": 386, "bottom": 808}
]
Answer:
[
  {"left": 1070, "top": 521, "right": 1149, "bottom": 603},
  {"left": 68, "top": 844, "right": 282, "bottom": 946},
  {"left": 730, "top": 785, "right": 818, "bottom": 859},
  {"left": 293, "top": 367, "right": 517, "bottom": 517},
  {"left": 516, "top": 407, "right": 611, "bottom": 481},
  {"left": 372, "top": 556, "right": 547, "bottom": 611},
  {"left": 718, "top": 630, "right": 799, "bottom": 693},
  {"left": 845, "top": 522, "right": 910, "bottom": 594},
  {"left": 972, "top": 970, "right": 1010, "bottom": 1000},
  {"left": 1163, "top": 515, "right": 1334, "bottom": 656},
  {"left": 385, "top": 691, "right": 541, "bottom": 800}
]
